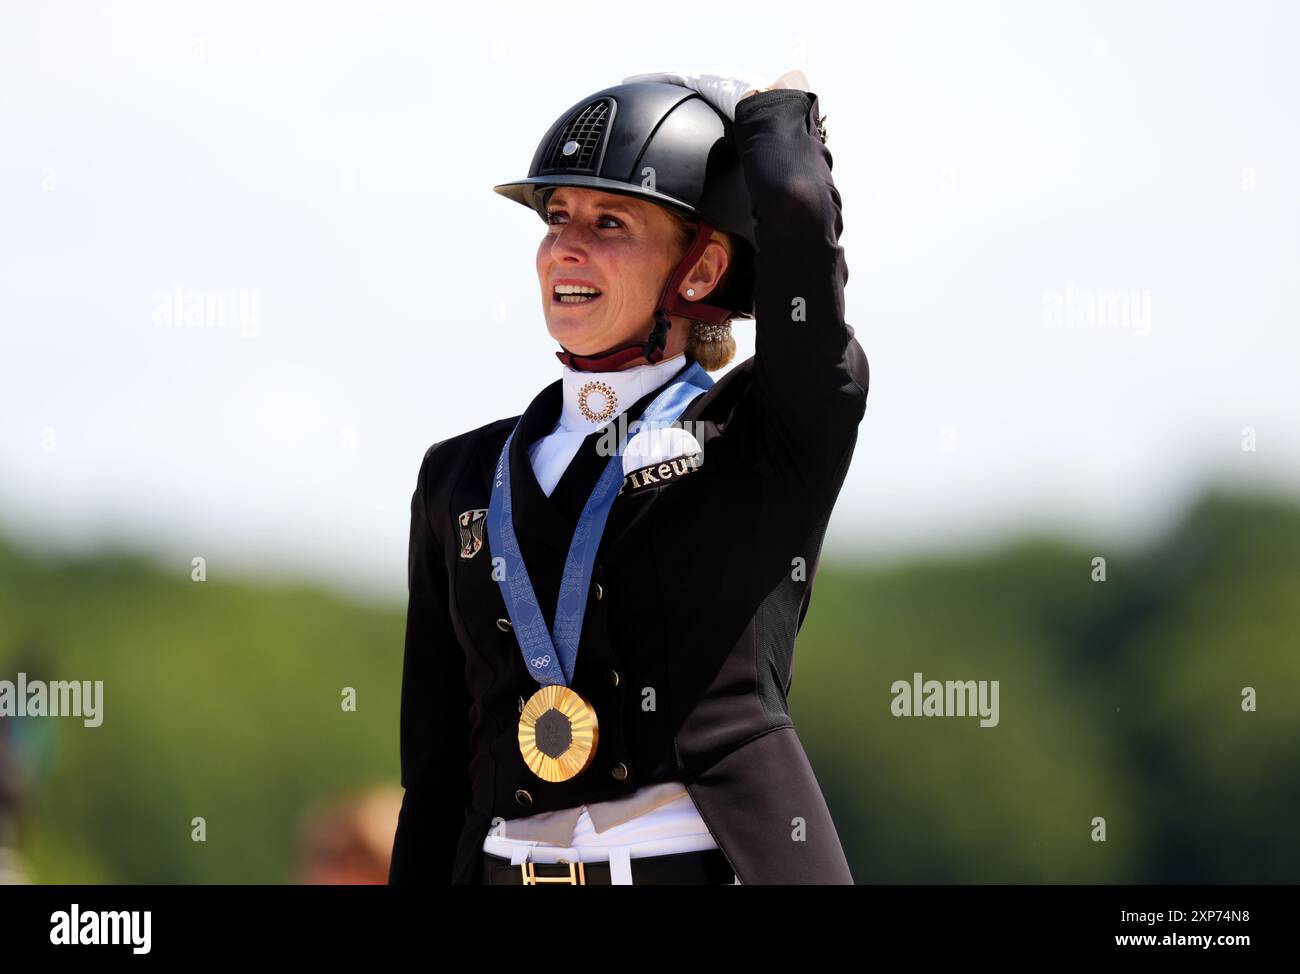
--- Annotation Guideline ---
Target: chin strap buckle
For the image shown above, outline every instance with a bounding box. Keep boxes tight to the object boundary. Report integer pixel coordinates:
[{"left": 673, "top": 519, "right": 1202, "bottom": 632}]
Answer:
[{"left": 643, "top": 312, "right": 672, "bottom": 364}]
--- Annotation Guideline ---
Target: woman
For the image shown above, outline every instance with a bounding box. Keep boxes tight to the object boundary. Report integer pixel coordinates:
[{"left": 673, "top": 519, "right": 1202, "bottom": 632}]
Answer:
[{"left": 389, "top": 68, "right": 869, "bottom": 885}]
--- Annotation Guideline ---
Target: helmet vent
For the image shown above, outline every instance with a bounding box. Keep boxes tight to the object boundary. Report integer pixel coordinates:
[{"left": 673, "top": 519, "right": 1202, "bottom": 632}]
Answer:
[{"left": 545, "top": 99, "right": 611, "bottom": 172}]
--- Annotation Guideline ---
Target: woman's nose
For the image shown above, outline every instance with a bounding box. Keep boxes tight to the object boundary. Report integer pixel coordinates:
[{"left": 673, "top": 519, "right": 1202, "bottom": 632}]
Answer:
[{"left": 549, "top": 225, "right": 593, "bottom": 259}]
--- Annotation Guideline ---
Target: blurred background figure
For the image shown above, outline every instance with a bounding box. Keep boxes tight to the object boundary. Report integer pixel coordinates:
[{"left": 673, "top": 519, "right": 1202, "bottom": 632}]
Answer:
[
  {"left": 0, "top": 648, "right": 54, "bottom": 886},
  {"left": 1, "top": 719, "right": 33, "bottom": 884},
  {"left": 296, "top": 787, "right": 404, "bottom": 885}
]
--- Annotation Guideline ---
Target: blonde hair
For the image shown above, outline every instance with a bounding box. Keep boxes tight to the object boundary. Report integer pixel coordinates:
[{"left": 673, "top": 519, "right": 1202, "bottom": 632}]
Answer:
[{"left": 666, "top": 210, "right": 738, "bottom": 372}]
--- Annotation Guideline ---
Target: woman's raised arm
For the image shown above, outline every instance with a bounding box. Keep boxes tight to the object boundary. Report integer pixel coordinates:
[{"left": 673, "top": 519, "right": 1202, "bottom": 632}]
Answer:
[{"left": 733, "top": 88, "right": 870, "bottom": 489}]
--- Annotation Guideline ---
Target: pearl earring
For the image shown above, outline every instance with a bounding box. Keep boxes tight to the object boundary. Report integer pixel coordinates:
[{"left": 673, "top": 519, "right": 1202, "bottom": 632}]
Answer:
[{"left": 686, "top": 288, "right": 695, "bottom": 297}]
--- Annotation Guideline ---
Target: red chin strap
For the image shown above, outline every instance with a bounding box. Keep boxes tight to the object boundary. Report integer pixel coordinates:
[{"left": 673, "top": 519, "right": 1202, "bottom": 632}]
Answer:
[{"left": 555, "top": 219, "right": 734, "bottom": 372}]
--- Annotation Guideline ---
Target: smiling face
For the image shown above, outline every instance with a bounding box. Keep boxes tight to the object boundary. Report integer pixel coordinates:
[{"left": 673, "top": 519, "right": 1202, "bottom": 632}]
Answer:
[{"left": 536, "top": 186, "right": 730, "bottom": 365}]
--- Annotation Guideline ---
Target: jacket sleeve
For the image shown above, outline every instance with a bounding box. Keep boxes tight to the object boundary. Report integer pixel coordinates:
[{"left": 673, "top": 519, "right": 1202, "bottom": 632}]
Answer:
[
  {"left": 731, "top": 88, "right": 870, "bottom": 491},
  {"left": 389, "top": 444, "right": 475, "bottom": 884}
]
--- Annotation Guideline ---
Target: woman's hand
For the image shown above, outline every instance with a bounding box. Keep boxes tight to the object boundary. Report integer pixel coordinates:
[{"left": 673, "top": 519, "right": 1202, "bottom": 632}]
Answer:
[{"left": 621, "top": 68, "right": 812, "bottom": 122}]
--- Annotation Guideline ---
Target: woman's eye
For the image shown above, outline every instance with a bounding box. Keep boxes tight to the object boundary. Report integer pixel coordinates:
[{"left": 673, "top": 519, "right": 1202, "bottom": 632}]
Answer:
[{"left": 545, "top": 213, "right": 621, "bottom": 229}]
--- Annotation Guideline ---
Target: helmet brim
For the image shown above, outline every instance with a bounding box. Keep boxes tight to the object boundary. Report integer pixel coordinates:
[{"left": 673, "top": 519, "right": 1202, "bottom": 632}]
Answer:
[{"left": 493, "top": 175, "right": 700, "bottom": 223}]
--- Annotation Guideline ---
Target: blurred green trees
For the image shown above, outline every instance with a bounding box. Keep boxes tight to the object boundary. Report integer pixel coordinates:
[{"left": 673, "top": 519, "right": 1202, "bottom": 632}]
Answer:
[{"left": 1, "top": 486, "right": 1295, "bottom": 883}]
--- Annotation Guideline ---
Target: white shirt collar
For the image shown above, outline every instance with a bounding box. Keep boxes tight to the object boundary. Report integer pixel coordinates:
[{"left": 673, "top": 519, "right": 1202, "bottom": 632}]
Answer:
[{"left": 558, "top": 353, "right": 689, "bottom": 434}]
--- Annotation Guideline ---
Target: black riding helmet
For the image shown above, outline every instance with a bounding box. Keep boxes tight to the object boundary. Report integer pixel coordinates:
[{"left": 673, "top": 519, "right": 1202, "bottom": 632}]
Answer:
[{"left": 494, "top": 81, "right": 757, "bottom": 370}]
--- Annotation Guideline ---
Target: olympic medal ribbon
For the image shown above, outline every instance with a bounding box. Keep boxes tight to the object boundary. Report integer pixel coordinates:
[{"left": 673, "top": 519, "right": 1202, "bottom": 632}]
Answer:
[{"left": 486, "top": 360, "right": 713, "bottom": 688}]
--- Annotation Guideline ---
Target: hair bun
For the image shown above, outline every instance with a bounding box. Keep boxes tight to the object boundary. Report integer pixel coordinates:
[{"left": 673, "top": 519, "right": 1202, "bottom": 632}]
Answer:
[{"left": 687, "top": 319, "right": 736, "bottom": 371}]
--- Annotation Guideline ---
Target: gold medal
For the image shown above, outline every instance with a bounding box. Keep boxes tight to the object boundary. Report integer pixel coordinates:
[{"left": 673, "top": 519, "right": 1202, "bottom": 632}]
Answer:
[{"left": 518, "top": 684, "right": 599, "bottom": 782}]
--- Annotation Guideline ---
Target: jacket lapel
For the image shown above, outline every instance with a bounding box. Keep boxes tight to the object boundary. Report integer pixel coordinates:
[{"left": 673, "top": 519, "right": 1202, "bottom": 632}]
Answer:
[{"left": 506, "top": 379, "right": 574, "bottom": 556}]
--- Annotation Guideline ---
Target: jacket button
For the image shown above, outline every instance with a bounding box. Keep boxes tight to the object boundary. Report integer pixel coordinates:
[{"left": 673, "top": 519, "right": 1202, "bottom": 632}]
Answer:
[
  {"left": 514, "top": 789, "right": 533, "bottom": 807},
  {"left": 609, "top": 669, "right": 620, "bottom": 687},
  {"left": 496, "top": 618, "right": 512, "bottom": 632},
  {"left": 611, "top": 762, "right": 628, "bottom": 781},
  {"left": 594, "top": 582, "right": 604, "bottom": 601}
]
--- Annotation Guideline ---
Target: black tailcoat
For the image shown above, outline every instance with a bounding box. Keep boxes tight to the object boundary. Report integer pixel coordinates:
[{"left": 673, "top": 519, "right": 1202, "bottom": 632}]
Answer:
[{"left": 390, "top": 88, "right": 869, "bottom": 884}]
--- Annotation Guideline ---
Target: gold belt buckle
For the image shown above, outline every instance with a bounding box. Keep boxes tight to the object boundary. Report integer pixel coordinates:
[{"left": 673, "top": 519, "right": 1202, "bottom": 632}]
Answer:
[{"left": 520, "top": 857, "right": 586, "bottom": 885}]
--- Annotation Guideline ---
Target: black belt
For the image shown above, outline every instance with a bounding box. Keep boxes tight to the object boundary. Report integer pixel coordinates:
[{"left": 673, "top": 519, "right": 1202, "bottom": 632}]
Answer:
[{"left": 477, "top": 847, "right": 735, "bottom": 885}]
